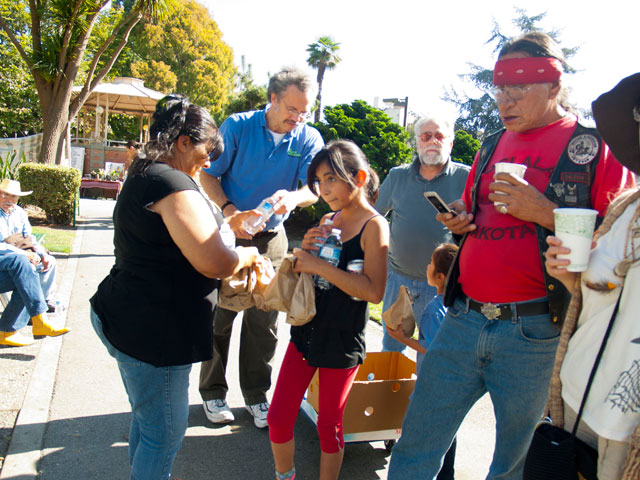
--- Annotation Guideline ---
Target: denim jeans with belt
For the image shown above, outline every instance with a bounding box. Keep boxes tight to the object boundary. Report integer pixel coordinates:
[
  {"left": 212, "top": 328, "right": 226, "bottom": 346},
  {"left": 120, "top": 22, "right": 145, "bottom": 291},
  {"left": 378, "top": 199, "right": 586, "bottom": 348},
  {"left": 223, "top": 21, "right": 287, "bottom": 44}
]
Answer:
[
  {"left": 0, "top": 253, "right": 48, "bottom": 332},
  {"left": 91, "top": 309, "right": 191, "bottom": 480},
  {"left": 381, "top": 268, "right": 436, "bottom": 352},
  {"left": 388, "top": 296, "right": 560, "bottom": 480}
]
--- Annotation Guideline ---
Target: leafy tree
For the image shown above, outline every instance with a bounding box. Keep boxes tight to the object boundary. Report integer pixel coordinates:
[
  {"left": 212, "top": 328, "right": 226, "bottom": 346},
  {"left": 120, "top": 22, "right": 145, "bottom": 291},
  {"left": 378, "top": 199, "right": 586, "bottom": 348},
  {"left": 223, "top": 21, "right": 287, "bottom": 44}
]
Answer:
[
  {"left": 451, "top": 130, "right": 481, "bottom": 166},
  {"left": 0, "top": 7, "right": 41, "bottom": 137},
  {"left": 0, "top": 42, "right": 41, "bottom": 137},
  {"left": 306, "top": 36, "right": 341, "bottom": 123},
  {"left": 121, "top": 0, "right": 234, "bottom": 119},
  {"left": 0, "top": 0, "right": 173, "bottom": 164},
  {"left": 444, "top": 8, "right": 578, "bottom": 139},
  {"left": 221, "top": 60, "right": 267, "bottom": 122},
  {"left": 223, "top": 84, "right": 267, "bottom": 121},
  {"left": 310, "top": 100, "right": 412, "bottom": 181}
]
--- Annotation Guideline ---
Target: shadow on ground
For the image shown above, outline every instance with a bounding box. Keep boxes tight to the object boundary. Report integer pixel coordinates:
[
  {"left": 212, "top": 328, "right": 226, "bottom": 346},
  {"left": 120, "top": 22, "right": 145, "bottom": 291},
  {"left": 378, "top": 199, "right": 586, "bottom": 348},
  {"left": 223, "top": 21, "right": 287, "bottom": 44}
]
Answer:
[{"left": 33, "top": 406, "right": 389, "bottom": 479}]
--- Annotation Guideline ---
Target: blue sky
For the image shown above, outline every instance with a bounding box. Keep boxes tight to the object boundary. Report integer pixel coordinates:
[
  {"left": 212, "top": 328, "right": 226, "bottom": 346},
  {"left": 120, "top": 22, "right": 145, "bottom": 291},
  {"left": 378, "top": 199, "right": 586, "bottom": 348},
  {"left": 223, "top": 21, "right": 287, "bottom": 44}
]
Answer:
[{"left": 200, "top": 0, "right": 639, "bottom": 119}]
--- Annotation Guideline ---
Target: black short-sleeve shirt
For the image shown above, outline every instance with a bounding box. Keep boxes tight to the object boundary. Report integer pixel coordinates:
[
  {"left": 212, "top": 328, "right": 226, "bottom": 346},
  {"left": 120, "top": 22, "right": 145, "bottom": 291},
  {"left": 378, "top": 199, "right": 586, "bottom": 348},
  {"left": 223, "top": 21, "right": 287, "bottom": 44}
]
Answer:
[{"left": 91, "top": 162, "right": 219, "bottom": 367}]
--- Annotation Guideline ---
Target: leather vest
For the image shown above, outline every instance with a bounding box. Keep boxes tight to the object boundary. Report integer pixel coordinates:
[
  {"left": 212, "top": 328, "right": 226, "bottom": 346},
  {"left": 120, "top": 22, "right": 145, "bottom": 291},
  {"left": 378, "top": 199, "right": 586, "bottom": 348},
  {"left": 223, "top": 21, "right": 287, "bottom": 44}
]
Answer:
[{"left": 444, "top": 123, "right": 603, "bottom": 327}]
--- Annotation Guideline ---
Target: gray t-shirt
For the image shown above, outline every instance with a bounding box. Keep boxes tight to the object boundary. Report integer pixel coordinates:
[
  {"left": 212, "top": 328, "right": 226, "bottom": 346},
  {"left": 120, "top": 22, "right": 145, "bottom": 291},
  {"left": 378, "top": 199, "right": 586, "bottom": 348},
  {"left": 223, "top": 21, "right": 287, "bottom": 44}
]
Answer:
[{"left": 375, "top": 159, "right": 470, "bottom": 280}]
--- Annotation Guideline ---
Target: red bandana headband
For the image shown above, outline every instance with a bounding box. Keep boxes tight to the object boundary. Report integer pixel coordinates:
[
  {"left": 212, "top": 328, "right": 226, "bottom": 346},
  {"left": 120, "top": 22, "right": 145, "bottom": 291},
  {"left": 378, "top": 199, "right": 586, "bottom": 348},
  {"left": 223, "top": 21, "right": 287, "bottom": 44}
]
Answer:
[{"left": 493, "top": 57, "right": 563, "bottom": 85}]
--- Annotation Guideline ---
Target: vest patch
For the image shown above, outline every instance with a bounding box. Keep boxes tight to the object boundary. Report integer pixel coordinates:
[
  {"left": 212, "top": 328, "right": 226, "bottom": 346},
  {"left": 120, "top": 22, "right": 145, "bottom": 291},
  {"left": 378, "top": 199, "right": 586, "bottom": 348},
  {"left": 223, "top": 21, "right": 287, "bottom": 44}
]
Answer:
[
  {"left": 567, "top": 134, "right": 599, "bottom": 165},
  {"left": 560, "top": 172, "right": 590, "bottom": 184}
]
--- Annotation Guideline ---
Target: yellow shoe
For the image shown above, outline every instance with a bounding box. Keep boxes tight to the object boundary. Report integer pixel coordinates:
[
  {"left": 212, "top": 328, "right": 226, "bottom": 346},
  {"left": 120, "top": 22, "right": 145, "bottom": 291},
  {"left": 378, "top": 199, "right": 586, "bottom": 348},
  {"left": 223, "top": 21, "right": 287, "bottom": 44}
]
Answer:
[
  {"left": 0, "top": 329, "right": 35, "bottom": 346},
  {"left": 31, "top": 313, "right": 69, "bottom": 337}
]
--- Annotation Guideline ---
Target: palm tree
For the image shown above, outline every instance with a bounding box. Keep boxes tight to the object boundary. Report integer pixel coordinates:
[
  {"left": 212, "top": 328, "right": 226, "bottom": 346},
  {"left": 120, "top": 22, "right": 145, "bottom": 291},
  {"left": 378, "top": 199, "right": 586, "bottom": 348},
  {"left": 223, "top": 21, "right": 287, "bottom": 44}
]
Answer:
[{"left": 306, "top": 36, "right": 341, "bottom": 123}]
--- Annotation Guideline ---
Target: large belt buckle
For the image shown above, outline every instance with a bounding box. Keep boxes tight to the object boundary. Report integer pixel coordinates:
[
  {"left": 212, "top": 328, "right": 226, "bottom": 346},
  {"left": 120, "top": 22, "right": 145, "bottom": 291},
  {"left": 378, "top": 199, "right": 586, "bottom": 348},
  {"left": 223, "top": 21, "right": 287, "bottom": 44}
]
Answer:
[{"left": 480, "top": 303, "right": 501, "bottom": 320}]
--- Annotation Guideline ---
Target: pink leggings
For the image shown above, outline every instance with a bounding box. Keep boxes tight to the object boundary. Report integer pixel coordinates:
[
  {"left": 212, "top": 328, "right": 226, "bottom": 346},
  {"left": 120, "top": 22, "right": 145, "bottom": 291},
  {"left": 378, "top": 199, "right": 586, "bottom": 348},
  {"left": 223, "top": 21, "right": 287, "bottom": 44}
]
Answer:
[{"left": 268, "top": 342, "right": 359, "bottom": 453}]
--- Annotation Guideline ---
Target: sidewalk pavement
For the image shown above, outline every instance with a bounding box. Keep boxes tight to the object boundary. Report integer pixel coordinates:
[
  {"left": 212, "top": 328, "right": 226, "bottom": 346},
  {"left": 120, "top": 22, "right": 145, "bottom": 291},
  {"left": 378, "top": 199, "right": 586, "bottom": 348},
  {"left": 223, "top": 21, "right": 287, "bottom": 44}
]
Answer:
[{"left": 0, "top": 198, "right": 495, "bottom": 479}]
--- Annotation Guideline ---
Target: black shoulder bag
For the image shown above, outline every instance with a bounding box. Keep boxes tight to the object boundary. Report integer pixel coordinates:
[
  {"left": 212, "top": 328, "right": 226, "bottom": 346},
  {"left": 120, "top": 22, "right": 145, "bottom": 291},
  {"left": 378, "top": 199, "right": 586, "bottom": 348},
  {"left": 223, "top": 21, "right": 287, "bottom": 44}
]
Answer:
[{"left": 523, "top": 286, "right": 624, "bottom": 480}]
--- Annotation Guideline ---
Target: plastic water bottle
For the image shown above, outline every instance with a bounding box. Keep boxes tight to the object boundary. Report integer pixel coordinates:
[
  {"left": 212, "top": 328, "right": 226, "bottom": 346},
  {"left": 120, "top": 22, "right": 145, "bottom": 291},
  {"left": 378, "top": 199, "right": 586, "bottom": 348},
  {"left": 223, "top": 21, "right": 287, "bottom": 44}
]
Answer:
[
  {"left": 219, "top": 222, "right": 236, "bottom": 249},
  {"left": 315, "top": 228, "right": 342, "bottom": 290},
  {"left": 243, "top": 197, "right": 275, "bottom": 235},
  {"left": 312, "top": 218, "right": 333, "bottom": 256}
]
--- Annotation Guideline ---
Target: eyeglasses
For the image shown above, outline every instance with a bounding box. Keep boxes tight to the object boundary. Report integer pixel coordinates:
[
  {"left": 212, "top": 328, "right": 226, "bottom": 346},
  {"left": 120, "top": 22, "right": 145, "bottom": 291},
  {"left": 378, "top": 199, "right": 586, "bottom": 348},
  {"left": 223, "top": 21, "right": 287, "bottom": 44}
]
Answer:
[
  {"left": 491, "top": 85, "right": 535, "bottom": 103},
  {"left": 279, "top": 99, "right": 311, "bottom": 121},
  {"left": 418, "top": 131, "right": 446, "bottom": 142}
]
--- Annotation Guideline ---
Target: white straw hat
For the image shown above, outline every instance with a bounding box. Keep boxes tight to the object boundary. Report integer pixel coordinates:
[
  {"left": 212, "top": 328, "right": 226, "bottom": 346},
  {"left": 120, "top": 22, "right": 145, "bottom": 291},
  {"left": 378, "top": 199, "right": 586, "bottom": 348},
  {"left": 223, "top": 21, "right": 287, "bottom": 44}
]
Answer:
[{"left": 0, "top": 179, "right": 32, "bottom": 196}]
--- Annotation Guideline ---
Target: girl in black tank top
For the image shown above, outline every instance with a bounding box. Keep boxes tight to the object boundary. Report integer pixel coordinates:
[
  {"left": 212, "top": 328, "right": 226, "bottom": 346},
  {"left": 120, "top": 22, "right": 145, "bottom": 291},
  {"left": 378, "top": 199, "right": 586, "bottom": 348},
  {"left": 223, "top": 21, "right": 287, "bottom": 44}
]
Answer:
[{"left": 268, "top": 140, "right": 390, "bottom": 480}]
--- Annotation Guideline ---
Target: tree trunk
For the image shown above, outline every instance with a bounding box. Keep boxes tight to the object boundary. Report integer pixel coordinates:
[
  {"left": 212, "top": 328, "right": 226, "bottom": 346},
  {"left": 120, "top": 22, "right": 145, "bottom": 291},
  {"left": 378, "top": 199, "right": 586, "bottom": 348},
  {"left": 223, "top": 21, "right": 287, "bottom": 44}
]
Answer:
[
  {"left": 38, "top": 89, "right": 72, "bottom": 164},
  {"left": 314, "top": 64, "right": 326, "bottom": 123}
]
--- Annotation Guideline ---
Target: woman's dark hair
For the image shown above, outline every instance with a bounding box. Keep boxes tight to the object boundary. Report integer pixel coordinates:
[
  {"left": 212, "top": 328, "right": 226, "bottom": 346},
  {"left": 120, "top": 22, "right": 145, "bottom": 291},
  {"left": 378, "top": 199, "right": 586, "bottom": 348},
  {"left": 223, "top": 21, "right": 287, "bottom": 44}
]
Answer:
[
  {"left": 306, "top": 139, "right": 379, "bottom": 204},
  {"left": 126, "top": 139, "right": 140, "bottom": 149},
  {"left": 498, "top": 31, "right": 574, "bottom": 112},
  {"left": 365, "top": 167, "right": 380, "bottom": 205},
  {"left": 130, "top": 94, "right": 224, "bottom": 175},
  {"left": 431, "top": 243, "right": 458, "bottom": 277}
]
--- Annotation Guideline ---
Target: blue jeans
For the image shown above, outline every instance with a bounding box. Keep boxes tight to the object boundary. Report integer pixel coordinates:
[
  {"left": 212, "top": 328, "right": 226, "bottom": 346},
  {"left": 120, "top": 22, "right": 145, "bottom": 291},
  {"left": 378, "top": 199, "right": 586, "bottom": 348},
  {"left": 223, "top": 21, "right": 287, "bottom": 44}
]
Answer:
[
  {"left": 388, "top": 297, "right": 560, "bottom": 480},
  {"left": 381, "top": 268, "right": 436, "bottom": 352},
  {"left": 91, "top": 309, "right": 191, "bottom": 480},
  {"left": 0, "top": 253, "right": 48, "bottom": 332}
]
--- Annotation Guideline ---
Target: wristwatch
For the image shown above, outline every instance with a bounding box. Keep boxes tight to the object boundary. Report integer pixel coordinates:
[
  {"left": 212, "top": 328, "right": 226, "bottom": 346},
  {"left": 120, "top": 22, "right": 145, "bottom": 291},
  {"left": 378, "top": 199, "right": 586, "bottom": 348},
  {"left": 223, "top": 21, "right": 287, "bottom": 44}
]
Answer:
[{"left": 220, "top": 200, "right": 234, "bottom": 214}]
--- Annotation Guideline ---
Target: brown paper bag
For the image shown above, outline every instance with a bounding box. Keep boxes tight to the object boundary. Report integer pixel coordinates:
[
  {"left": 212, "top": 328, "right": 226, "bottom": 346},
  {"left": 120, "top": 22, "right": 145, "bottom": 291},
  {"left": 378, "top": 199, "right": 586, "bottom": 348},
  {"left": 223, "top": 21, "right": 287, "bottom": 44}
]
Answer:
[
  {"left": 286, "top": 269, "right": 315, "bottom": 326},
  {"left": 218, "top": 266, "right": 256, "bottom": 312},
  {"left": 251, "top": 257, "right": 276, "bottom": 310},
  {"left": 219, "top": 257, "right": 276, "bottom": 312},
  {"left": 257, "top": 256, "right": 296, "bottom": 311},
  {"left": 258, "top": 256, "right": 316, "bottom": 326},
  {"left": 381, "top": 285, "right": 416, "bottom": 337}
]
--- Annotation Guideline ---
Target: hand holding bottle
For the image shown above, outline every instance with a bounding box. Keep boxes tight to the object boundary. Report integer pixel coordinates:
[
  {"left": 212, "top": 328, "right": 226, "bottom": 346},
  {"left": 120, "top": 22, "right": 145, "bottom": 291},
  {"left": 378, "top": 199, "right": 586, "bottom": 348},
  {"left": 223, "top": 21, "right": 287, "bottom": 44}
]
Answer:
[
  {"left": 243, "top": 196, "right": 275, "bottom": 235},
  {"left": 300, "top": 219, "right": 333, "bottom": 254}
]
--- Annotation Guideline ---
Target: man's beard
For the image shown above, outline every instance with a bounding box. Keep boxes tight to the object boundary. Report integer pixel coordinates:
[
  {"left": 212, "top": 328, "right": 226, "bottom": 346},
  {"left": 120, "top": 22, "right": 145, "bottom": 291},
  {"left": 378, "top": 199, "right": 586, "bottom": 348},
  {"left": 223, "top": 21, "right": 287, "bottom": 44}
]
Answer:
[{"left": 418, "top": 149, "right": 446, "bottom": 166}]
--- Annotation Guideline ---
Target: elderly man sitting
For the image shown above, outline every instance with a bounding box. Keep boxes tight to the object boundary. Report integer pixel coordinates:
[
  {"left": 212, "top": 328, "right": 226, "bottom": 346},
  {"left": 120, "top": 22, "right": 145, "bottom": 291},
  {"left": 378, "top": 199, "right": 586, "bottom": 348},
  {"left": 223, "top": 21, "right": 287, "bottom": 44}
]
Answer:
[{"left": 0, "top": 179, "right": 68, "bottom": 346}]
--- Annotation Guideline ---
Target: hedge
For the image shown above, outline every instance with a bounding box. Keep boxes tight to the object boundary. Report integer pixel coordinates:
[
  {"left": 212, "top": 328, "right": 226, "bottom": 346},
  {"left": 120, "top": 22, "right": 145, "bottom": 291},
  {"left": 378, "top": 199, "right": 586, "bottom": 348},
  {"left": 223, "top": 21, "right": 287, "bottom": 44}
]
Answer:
[{"left": 18, "top": 163, "right": 81, "bottom": 225}]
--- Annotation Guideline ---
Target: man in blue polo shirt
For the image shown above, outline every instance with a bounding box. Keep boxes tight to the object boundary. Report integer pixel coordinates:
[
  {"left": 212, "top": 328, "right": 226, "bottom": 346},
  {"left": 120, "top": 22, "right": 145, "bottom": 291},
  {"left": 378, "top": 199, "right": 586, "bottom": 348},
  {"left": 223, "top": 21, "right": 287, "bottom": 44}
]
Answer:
[
  {"left": 376, "top": 114, "right": 470, "bottom": 356},
  {"left": 199, "top": 67, "right": 324, "bottom": 428}
]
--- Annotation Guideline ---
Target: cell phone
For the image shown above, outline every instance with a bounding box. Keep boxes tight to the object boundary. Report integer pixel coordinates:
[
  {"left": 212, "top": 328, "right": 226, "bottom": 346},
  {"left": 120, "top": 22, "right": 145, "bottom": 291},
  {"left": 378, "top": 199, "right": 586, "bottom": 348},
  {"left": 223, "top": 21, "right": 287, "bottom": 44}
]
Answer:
[{"left": 424, "top": 191, "right": 453, "bottom": 214}]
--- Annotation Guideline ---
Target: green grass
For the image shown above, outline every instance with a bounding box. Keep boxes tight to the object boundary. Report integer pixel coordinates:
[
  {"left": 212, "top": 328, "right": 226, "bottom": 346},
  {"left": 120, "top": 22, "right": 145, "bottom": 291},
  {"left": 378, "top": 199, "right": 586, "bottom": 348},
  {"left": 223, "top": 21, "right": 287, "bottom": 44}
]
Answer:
[
  {"left": 369, "top": 301, "right": 383, "bottom": 324},
  {"left": 32, "top": 226, "right": 76, "bottom": 254}
]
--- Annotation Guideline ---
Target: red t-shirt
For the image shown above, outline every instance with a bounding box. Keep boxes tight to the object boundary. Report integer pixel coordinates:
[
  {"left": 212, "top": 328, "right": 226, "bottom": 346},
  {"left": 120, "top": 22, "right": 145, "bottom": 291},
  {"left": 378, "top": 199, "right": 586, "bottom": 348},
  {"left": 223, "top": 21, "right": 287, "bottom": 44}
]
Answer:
[{"left": 458, "top": 116, "right": 633, "bottom": 303}]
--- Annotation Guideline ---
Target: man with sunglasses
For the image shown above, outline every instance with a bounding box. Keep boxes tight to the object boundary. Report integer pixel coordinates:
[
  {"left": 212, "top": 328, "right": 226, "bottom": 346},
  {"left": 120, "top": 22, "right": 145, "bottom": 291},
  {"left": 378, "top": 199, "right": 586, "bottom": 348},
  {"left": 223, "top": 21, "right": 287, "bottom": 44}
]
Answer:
[
  {"left": 375, "top": 114, "right": 470, "bottom": 361},
  {"left": 198, "top": 67, "right": 323, "bottom": 429}
]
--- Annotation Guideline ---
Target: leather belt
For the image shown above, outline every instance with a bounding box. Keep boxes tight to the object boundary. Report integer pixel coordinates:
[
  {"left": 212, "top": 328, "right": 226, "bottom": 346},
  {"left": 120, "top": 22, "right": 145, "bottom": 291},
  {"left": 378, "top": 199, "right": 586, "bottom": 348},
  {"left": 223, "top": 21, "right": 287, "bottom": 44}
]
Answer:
[
  {"left": 252, "top": 228, "right": 280, "bottom": 239},
  {"left": 462, "top": 295, "right": 549, "bottom": 321}
]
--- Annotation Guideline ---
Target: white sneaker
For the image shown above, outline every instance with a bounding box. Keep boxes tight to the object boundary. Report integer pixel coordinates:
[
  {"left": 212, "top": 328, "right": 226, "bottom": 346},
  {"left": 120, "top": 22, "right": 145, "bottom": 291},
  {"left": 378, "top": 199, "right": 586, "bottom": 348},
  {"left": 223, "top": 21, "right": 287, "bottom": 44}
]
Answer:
[
  {"left": 245, "top": 401, "right": 269, "bottom": 428},
  {"left": 203, "top": 399, "right": 234, "bottom": 424}
]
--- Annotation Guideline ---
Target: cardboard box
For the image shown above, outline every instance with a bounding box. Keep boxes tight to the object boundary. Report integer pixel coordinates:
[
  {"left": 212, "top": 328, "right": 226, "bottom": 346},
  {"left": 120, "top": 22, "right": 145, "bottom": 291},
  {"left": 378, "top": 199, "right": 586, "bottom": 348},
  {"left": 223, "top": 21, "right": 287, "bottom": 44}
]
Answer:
[{"left": 305, "top": 352, "right": 416, "bottom": 436}]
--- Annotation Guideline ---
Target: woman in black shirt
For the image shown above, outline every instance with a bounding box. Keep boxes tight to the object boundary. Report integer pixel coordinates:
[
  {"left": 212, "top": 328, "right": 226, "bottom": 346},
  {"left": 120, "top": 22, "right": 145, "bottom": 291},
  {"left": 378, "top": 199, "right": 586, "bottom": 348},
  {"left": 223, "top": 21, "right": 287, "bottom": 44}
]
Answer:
[{"left": 90, "top": 95, "right": 258, "bottom": 480}]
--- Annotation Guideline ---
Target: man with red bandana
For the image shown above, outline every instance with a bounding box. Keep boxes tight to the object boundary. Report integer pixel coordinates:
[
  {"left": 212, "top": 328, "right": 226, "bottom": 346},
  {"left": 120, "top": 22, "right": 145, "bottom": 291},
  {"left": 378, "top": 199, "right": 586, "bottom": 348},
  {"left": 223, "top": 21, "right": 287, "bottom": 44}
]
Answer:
[{"left": 388, "top": 32, "right": 635, "bottom": 479}]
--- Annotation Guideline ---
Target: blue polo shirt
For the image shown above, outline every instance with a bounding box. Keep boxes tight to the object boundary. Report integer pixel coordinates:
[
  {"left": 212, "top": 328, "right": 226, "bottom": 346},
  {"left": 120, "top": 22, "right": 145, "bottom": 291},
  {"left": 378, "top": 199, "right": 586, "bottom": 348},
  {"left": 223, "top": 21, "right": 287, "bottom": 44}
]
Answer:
[{"left": 204, "top": 109, "right": 324, "bottom": 231}]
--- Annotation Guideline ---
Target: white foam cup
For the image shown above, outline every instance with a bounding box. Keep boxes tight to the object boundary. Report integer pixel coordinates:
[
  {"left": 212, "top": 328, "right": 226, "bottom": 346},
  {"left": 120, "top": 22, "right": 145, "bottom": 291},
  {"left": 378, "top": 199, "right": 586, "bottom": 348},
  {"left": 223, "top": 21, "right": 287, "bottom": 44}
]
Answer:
[
  {"left": 493, "top": 162, "right": 527, "bottom": 207},
  {"left": 553, "top": 208, "right": 598, "bottom": 272}
]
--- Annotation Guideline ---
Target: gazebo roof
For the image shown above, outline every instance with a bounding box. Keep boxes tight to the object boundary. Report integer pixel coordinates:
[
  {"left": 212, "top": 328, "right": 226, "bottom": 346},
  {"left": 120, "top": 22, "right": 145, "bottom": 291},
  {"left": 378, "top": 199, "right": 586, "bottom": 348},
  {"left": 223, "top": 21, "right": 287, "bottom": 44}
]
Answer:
[{"left": 73, "top": 77, "right": 165, "bottom": 115}]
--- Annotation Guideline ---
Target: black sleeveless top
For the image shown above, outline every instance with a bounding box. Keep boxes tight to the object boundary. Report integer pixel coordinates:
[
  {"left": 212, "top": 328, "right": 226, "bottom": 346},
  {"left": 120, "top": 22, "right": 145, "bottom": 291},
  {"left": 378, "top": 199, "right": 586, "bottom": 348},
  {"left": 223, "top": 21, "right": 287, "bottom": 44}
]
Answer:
[
  {"left": 90, "top": 162, "right": 219, "bottom": 367},
  {"left": 290, "top": 216, "right": 378, "bottom": 369}
]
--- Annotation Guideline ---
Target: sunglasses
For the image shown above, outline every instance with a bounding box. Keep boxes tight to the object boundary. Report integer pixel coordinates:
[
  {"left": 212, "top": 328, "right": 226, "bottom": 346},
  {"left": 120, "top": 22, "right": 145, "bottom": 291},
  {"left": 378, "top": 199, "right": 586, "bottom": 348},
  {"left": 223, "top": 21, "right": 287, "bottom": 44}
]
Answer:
[{"left": 418, "top": 131, "right": 446, "bottom": 142}]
